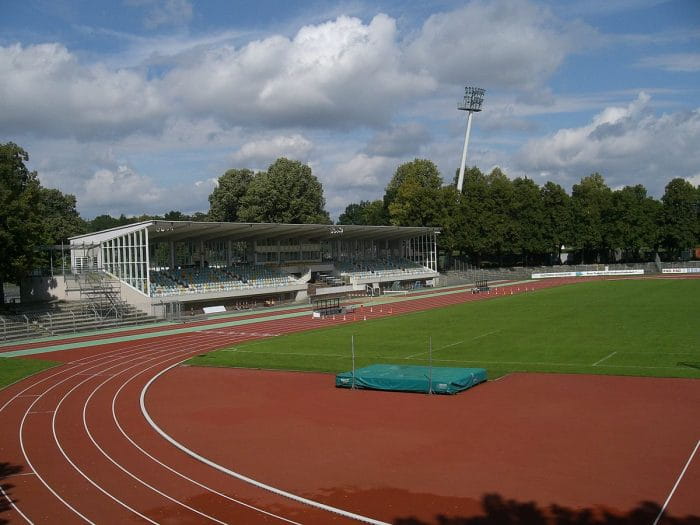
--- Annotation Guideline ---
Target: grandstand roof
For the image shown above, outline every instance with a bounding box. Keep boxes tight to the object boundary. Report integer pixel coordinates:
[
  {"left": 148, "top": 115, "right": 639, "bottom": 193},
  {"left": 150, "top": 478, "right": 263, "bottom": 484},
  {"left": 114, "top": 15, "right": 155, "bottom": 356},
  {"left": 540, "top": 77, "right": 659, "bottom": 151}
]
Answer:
[{"left": 70, "top": 220, "right": 440, "bottom": 245}]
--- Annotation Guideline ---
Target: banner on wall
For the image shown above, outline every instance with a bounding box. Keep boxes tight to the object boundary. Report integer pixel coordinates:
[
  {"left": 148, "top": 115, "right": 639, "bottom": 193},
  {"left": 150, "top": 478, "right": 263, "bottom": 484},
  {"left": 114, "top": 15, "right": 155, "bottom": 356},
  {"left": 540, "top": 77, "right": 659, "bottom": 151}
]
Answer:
[
  {"left": 661, "top": 268, "right": 700, "bottom": 274},
  {"left": 532, "top": 269, "right": 645, "bottom": 279}
]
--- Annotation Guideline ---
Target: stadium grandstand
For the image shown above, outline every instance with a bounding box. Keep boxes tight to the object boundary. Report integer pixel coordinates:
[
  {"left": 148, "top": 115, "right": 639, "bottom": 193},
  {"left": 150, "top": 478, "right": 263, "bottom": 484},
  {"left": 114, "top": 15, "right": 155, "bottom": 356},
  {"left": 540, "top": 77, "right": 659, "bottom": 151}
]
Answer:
[{"left": 62, "top": 221, "right": 439, "bottom": 318}]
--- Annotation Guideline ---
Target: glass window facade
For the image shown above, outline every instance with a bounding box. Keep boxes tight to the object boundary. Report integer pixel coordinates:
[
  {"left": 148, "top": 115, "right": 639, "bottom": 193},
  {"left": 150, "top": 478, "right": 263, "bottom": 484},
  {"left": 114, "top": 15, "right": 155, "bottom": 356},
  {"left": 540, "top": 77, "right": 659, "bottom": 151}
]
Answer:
[{"left": 101, "top": 228, "right": 149, "bottom": 294}]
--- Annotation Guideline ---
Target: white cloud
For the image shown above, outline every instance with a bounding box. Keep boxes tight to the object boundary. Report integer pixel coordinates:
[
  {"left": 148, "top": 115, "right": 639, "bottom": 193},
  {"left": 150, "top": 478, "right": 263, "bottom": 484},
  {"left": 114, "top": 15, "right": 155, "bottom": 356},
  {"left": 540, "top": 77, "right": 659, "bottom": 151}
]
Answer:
[
  {"left": 83, "top": 166, "right": 163, "bottom": 208},
  {"left": 635, "top": 53, "right": 700, "bottom": 72},
  {"left": 327, "top": 153, "right": 396, "bottom": 190},
  {"left": 231, "top": 134, "right": 314, "bottom": 168},
  {"left": 164, "top": 14, "right": 436, "bottom": 128},
  {"left": 364, "top": 123, "right": 431, "bottom": 157},
  {"left": 406, "top": 0, "right": 594, "bottom": 90},
  {"left": 516, "top": 93, "right": 700, "bottom": 195},
  {"left": 0, "top": 43, "right": 166, "bottom": 140}
]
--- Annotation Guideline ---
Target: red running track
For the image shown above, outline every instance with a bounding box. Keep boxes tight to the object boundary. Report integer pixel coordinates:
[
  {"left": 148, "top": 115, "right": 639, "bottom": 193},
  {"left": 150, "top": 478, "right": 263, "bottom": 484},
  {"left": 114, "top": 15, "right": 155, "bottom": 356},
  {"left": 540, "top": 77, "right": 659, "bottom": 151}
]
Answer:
[{"left": 1, "top": 278, "right": 698, "bottom": 524}]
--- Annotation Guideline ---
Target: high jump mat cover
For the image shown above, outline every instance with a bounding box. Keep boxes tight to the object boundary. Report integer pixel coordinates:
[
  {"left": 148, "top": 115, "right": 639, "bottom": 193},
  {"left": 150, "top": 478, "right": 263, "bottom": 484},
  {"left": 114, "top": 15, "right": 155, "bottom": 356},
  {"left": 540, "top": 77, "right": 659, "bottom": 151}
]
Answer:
[{"left": 335, "top": 364, "right": 487, "bottom": 394}]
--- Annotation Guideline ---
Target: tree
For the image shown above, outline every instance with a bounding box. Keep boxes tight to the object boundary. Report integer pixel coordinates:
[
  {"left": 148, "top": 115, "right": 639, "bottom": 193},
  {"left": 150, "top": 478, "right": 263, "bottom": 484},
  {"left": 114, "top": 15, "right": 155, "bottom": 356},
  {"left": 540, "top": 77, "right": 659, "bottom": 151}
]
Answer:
[
  {"left": 607, "top": 185, "right": 661, "bottom": 261},
  {"left": 541, "top": 182, "right": 572, "bottom": 264},
  {"left": 338, "top": 200, "right": 387, "bottom": 225},
  {"left": 571, "top": 173, "right": 613, "bottom": 263},
  {"left": 458, "top": 167, "right": 490, "bottom": 263},
  {"left": 38, "top": 188, "right": 87, "bottom": 245},
  {"left": 0, "top": 143, "right": 46, "bottom": 304},
  {"left": 238, "top": 158, "right": 330, "bottom": 224},
  {"left": 384, "top": 159, "right": 442, "bottom": 210},
  {"left": 661, "top": 178, "right": 699, "bottom": 259},
  {"left": 163, "top": 210, "right": 187, "bottom": 221},
  {"left": 385, "top": 159, "right": 443, "bottom": 226},
  {"left": 208, "top": 168, "right": 254, "bottom": 222},
  {"left": 511, "top": 177, "right": 546, "bottom": 265},
  {"left": 482, "top": 168, "right": 516, "bottom": 264}
]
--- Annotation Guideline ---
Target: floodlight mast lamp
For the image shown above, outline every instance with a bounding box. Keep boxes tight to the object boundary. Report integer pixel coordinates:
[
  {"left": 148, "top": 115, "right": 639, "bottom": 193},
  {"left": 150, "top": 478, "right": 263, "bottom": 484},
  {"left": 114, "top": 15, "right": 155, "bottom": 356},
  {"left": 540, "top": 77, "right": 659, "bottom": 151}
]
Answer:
[{"left": 456, "top": 86, "right": 485, "bottom": 193}]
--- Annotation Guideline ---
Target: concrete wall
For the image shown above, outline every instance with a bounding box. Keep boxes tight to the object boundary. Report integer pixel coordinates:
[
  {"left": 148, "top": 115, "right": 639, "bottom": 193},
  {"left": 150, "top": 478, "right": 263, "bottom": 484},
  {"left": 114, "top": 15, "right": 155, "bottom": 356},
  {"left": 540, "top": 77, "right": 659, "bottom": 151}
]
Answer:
[
  {"left": 115, "top": 279, "right": 153, "bottom": 315},
  {"left": 20, "top": 275, "right": 68, "bottom": 303}
]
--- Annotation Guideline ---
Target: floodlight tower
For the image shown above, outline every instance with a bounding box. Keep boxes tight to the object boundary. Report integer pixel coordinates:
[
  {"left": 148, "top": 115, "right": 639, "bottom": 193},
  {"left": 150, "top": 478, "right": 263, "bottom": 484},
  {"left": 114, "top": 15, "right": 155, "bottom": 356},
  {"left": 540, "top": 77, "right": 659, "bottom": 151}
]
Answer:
[{"left": 456, "top": 86, "right": 485, "bottom": 193}]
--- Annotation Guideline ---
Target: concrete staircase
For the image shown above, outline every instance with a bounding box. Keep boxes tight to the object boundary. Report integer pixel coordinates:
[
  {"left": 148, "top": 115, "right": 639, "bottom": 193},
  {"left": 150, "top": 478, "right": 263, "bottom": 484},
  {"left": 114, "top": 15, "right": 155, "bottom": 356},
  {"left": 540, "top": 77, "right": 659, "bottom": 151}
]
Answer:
[{"left": 1, "top": 300, "right": 157, "bottom": 343}]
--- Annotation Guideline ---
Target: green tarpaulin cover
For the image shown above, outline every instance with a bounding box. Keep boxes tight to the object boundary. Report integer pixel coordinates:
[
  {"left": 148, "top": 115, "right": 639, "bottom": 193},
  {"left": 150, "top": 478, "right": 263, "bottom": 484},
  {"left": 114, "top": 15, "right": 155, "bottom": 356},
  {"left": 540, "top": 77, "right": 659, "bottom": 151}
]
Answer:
[{"left": 336, "top": 364, "right": 487, "bottom": 394}]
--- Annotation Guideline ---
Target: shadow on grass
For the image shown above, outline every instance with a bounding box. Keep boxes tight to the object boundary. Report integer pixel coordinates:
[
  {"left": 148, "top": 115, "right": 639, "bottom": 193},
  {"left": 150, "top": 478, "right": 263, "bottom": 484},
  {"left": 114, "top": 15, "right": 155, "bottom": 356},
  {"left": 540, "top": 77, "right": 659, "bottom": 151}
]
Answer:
[
  {"left": 395, "top": 493, "right": 700, "bottom": 525},
  {"left": 0, "top": 462, "right": 24, "bottom": 525}
]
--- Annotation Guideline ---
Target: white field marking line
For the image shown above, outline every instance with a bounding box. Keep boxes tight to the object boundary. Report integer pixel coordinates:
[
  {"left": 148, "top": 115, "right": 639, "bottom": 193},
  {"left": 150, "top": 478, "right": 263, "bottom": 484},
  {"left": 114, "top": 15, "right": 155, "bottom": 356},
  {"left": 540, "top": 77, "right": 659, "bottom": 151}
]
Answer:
[
  {"left": 1, "top": 340, "right": 174, "bottom": 525},
  {"left": 141, "top": 362, "right": 391, "bottom": 525},
  {"left": 230, "top": 350, "right": 346, "bottom": 358},
  {"left": 51, "top": 349, "right": 185, "bottom": 524},
  {"left": 197, "top": 330, "right": 280, "bottom": 337},
  {"left": 5, "top": 322, "right": 277, "bottom": 521},
  {"left": 592, "top": 351, "right": 617, "bottom": 367},
  {"left": 399, "top": 357, "right": 696, "bottom": 370},
  {"left": 653, "top": 439, "right": 700, "bottom": 525},
  {"left": 110, "top": 351, "right": 302, "bottom": 524},
  {"left": 1, "top": 342, "right": 155, "bottom": 412},
  {"left": 491, "top": 373, "right": 512, "bottom": 382},
  {"left": 0, "top": 483, "right": 33, "bottom": 524},
  {"left": 78, "top": 348, "right": 227, "bottom": 524},
  {"left": 17, "top": 351, "right": 152, "bottom": 525},
  {"left": 16, "top": 343, "right": 168, "bottom": 524},
  {"left": 405, "top": 329, "right": 502, "bottom": 359}
]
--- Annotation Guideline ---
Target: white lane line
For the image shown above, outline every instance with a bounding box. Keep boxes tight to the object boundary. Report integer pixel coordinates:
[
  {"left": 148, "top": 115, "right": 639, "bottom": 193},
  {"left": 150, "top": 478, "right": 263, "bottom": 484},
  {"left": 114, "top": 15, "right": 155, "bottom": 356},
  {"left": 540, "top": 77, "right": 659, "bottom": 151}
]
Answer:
[
  {"left": 51, "top": 351, "right": 169, "bottom": 524},
  {"left": 79, "top": 348, "right": 226, "bottom": 524},
  {"left": 0, "top": 483, "right": 33, "bottom": 524},
  {"left": 592, "top": 351, "right": 617, "bottom": 367},
  {"left": 18, "top": 350, "right": 153, "bottom": 524},
  {"left": 1, "top": 344, "right": 149, "bottom": 413},
  {"left": 110, "top": 351, "right": 302, "bottom": 524},
  {"left": 653, "top": 439, "right": 700, "bottom": 525},
  {"left": 141, "top": 362, "right": 391, "bottom": 525}
]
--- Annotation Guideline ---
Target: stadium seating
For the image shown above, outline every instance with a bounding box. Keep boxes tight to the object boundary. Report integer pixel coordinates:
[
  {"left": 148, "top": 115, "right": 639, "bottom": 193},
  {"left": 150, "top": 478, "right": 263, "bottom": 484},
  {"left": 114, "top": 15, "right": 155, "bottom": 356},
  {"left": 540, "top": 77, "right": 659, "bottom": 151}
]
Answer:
[
  {"left": 336, "top": 257, "right": 432, "bottom": 280},
  {"left": 149, "top": 264, "right": 296, "bottom": 298}
]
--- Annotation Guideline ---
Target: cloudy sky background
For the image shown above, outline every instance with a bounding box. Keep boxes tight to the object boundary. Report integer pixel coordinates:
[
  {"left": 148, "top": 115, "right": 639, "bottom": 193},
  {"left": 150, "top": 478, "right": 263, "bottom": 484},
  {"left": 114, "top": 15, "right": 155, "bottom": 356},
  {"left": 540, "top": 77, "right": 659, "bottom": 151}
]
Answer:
[{"left": 1, "top": 0, "right": 699, "bottom": 219}]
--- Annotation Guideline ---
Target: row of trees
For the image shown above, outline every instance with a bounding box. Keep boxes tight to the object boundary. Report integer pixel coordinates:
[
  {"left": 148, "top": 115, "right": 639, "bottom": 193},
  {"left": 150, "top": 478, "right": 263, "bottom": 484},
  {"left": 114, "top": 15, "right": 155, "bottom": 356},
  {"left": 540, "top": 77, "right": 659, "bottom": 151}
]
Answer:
[
  {"left": 2, "top": 141, "right": 699, "bottom": 303},
  {"left": 338, "top": 160, "right": 699, "bottom": 266}
]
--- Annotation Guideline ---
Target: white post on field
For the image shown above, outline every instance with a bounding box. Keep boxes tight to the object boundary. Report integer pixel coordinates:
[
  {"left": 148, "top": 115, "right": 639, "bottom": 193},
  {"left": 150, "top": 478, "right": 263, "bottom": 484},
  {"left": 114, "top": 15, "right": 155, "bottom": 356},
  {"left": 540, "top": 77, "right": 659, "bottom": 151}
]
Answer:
[
  {"left": 351, "top": 334, "right": 356, "bottom": 390},
  {"left": 428, "top": 336, "right": 433, "bottom": 395}
]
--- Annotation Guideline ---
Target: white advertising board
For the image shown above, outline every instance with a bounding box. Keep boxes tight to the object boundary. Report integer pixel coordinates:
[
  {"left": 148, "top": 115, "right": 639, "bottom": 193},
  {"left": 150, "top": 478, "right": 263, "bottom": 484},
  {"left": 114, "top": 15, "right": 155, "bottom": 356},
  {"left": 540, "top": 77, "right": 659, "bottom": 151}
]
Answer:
[
  {"left": 662, "top": 267, "right": 700, "bottom": 274},
  {"left": 532, "top": 269, "right": 645, "bottom": 279}
]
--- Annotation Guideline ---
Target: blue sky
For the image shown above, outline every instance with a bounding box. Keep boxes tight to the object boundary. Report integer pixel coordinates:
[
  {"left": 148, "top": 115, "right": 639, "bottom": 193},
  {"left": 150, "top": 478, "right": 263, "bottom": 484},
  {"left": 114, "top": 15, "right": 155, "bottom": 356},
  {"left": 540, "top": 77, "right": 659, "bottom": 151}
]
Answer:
[{"left": 1, "top": 0, "right": 699, "bottom": 219}]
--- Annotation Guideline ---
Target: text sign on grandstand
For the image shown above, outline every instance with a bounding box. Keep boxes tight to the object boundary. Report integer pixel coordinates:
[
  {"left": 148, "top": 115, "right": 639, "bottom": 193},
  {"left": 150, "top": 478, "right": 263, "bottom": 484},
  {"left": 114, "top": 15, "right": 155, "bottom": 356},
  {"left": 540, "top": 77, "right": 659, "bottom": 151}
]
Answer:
[
  {"left": 531, "top": 269, "right": 645, "bottom": 279},
  {"left": 662, "top": 267, "right": 700, "bottom": 274}
]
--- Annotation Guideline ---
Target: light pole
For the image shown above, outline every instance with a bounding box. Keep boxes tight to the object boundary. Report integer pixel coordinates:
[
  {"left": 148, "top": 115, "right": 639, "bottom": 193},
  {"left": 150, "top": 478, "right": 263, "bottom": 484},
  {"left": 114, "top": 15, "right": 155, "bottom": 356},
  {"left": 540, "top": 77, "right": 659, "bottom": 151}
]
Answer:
[{"left": 456, "top": 86, "right": 485, "bottom": 193}]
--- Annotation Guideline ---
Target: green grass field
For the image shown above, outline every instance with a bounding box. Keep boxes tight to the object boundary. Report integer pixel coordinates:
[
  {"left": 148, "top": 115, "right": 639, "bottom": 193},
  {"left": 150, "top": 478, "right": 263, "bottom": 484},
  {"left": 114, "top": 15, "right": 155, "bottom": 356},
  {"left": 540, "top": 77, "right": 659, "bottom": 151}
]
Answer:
[
  {"left": 0, "top": 358, "right": 60, "bottom": 389},
  {"left": 188, "top": 279, "right": 700, "bottom": 379}
]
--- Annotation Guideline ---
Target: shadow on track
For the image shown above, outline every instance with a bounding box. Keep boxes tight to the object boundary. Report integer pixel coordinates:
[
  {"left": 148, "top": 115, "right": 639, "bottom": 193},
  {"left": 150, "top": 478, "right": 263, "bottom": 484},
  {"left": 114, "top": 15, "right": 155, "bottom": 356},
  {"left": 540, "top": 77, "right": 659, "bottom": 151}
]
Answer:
[
  {"left": 394, "top": 493, "right": 700, "bottom": 525},
  {"left": 0, "top": 462, "right": 23, "bottom": 525}
]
